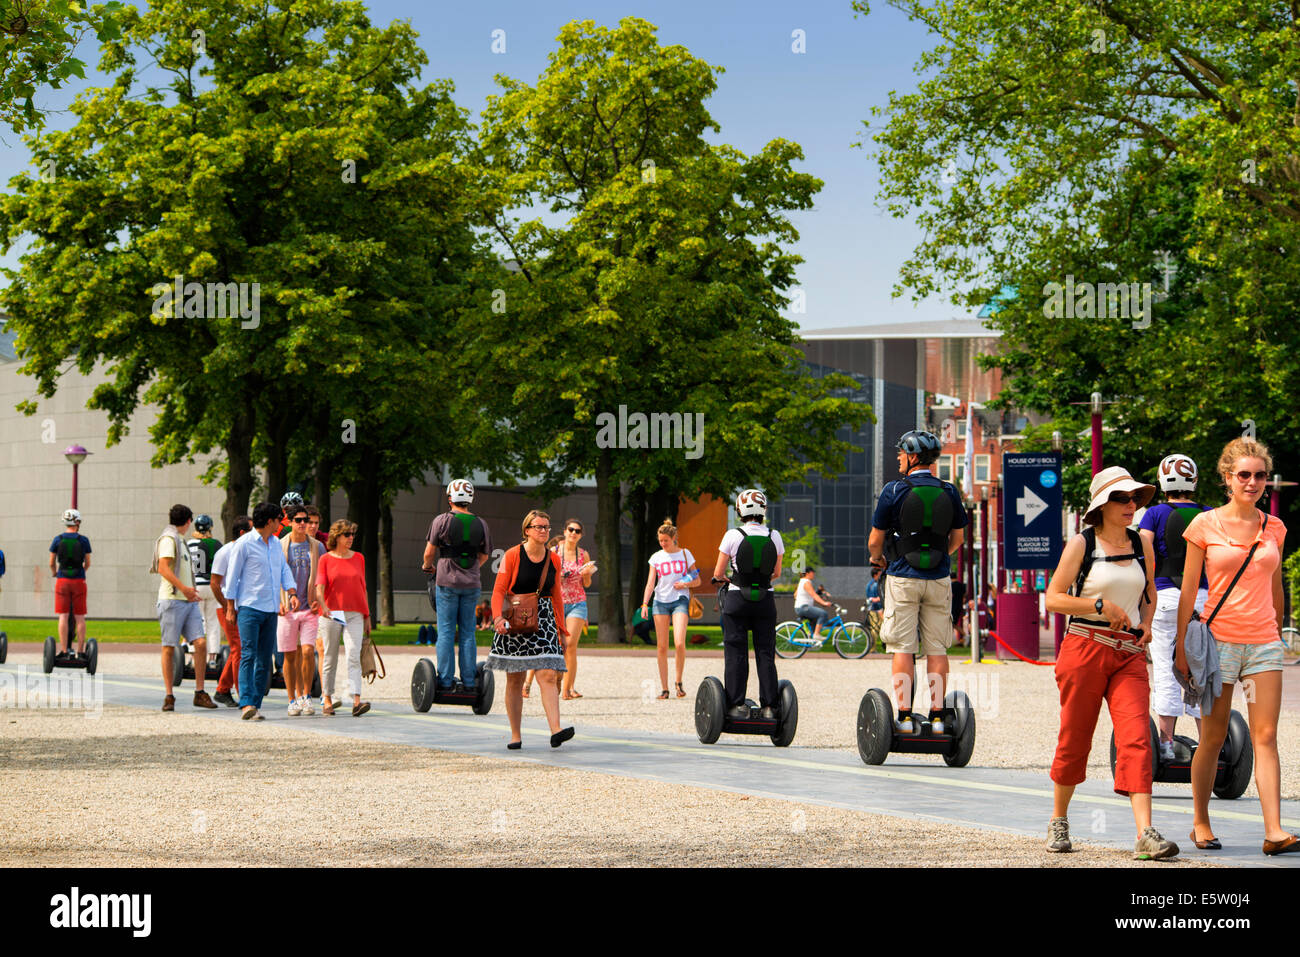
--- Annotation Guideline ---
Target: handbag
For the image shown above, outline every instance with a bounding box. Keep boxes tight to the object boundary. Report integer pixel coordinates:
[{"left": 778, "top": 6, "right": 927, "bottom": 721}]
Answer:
[
  {"left": 688, "top": 595, "right": 703, "bottom": 620},
  {"left": 501, "top": 545, "right": 548, "bottom": 636},
  {"left": 360, "top": 635, "right": 386, "bottom": 683}
]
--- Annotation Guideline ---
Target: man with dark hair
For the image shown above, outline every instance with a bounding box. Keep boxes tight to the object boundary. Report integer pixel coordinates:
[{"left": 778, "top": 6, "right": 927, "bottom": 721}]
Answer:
[
  {"left": 209, "top": 514, "right": 253, "bottom": 707},
  {"left": 152, "top": 504, "right": 216, "bottom": 711},
  {"left": 869, "top": 431, "right": 967, "bottom": 734},
  {"left": 49, "top": 508, "right": 91, "bottom": 655},
  {"left": 224, "top": 503, "right": 299, "bottom": 720}
]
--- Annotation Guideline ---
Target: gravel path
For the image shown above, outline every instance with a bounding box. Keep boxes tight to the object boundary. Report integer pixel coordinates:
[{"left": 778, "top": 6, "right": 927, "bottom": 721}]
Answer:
[{"left": 4, "top": 644, "right": 1285, "bottom": 865}]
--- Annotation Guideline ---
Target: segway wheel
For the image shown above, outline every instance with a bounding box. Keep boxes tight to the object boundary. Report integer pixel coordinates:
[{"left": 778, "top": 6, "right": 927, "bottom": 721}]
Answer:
[
  {"left": 1214, "top": 709, "right": 1254, "bottom": 800},
  {"left": 856, "top": 688, "right": 893, "bottom": 766},
  {"left": 942, "top": 689, "right": 975, "bottom": 767},
  {"left": 0, "top": 631, "right": 7, "bottom": 663},
  {"left": 85, "top": 638, "right": 98, "bottom": 676},
  {"left": 215, "top": 644, "right": 229, "bottom": 678},
  {"left": 774, "top": 621, "right": 808, "bottom": 659},
  {"left": 173, "top": 644, "right": 186, "bottom": 687},
  {"left": 770, "top": 679, "right": 798, "bottom": 747},
  {"left": 694, "top": 676, "right": 726, "bottom": 744},
  {"left": 43, "top": 636, "right": 55, "bottom": 674},
  {"left": 411, "top": 658, "right": 436, "bottom": 712},
  {"left": 472, "top": 660, "right": 495, "bottom": 715}
]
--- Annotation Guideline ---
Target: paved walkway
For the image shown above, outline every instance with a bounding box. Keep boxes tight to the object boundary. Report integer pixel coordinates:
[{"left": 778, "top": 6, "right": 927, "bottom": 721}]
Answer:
[{"left": 11, "top": 664, "right": 1299, "bottom": 868}]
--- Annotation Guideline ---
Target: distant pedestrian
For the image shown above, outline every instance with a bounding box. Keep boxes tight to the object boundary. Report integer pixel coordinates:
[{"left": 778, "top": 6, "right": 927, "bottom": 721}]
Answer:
[
  {"left": 208, "top": 514, "right": 252, "bottom": 707},
  {"left": 554, "top": 518, "right": 596, "bottom": 699},
  {"left": 278, "top": 502, "right": 324, "bottom": 717},
  {"left": 187, "top": 514, "right": 223, "bottom": 662},
  {"left": 152, "top": 504, "right": 216, "bottom": 712},
  {"left": 224, "top": 502, "right": 299, "bottom": 721},
  {"left": 489, "top": 510, "right": 573, "bottom": 749},
  {"left": 316, "top": 519, "right": 371, "bottom": 717},
  {"left": 640, "top": 519, "right": 700, "bottom": 699}
]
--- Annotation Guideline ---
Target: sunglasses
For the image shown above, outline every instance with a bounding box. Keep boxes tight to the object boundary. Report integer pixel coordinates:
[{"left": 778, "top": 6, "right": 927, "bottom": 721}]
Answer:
[
  {"left": 1107, "top": 492, "right": 1138, "bottom": 505},
  {"left": 528, "top": 524, "right": 551, "bottom": 530},
  {"left": 566, "top": 527, "right": 581, "bottom": 533},
  {"left": 1235, "top": 471, "right": 1268, "bottom": 483},
  {"left": 341, "top": 531, "right": 355, "bottom": 537},
  {"left": 291, "top": 516, "right": 308, "bottom": 523}
]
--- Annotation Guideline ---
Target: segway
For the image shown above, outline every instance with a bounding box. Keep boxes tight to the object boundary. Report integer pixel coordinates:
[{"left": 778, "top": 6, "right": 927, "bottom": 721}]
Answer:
[
  {"left": 1109, "top": 712, "right": 1253, "bottom": 799},
  {"left": 42, "top": 616, "right": 97, "bottom": 676},
  {"left": 410, "top": 658, "right": 494, "bottom": 714},
  {"left": 0, "top": 629, "right": 7, "bottom": 663},
  {"left": 173, "top": 640, "right": 228, "bottom": 687},
  {"left": 694, "top": 676, "right": 798, "bottom": 747},
  {"left": 263, "top": 650, "right": 322, "bottom": 699},
  {"left": 856, "top": 682, "right": 975, "bottom": 767}
]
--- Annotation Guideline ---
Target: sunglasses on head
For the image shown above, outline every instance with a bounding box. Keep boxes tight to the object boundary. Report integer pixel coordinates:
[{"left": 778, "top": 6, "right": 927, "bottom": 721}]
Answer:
[
  {"left": 1107, "top": 492, "right": 1138, "bottom": 505},
  {"left": 1235, "top": 470, "right": 1268, "bottom": 483}
]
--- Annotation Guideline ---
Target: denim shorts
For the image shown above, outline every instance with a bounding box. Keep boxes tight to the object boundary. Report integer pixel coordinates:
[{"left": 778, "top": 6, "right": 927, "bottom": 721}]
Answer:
[
  {"left": 157, "top": 599, "right": 205, "bottom": 648},
  {"left": 1216, "top": 638, "right": 1285, "bottom": 684},
  {"left": 652, "top": 596, "right": 690, "bottom": 617},
  {"left": 562, "top": 600, "right": 588, "bottom": 621}
]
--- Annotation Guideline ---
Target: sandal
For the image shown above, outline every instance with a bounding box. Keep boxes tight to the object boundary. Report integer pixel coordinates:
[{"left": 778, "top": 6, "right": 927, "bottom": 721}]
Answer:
[
  {"left": 675, "top": 682, "right": 686, "bottom": 698},
  {"left": 521, "top": 686, "right": 532, "bottom": 698},
  {"left": 322, "top": 701, "right": 336, "bottom": 716},
  {"left": 657, "top": 689, "right": 669, "bottom": 700},
  {"left": 352, "top": 701, "right": 370, "bottom": 717}
]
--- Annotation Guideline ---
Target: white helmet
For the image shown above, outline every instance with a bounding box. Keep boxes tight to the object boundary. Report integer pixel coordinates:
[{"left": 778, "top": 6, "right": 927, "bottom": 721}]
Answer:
[
  {"left": 1158, "top": 454, "right": 1198, "bottom": 493},
  {"left": 447, "top": 479, "right": 475, "bottom": 505},
  {"left": 736, "top": 488, "right": 767, "bottom": 520},
  {"left": 62, "top": 508, "right": 81, "bottom": 525}
]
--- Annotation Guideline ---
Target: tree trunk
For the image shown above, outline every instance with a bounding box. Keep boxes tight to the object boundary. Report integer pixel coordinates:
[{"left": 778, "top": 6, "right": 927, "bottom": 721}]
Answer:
[
  {"left": 344, "top": 470, "right": 380, "bottom": 620},
  {"left": 314, "top": 450, "right": 333, "bottom": 527},
  {"left": 380, "top": 497, "right": 395, "bottom": 626},
  {"left": 627, "top": 486, "right": 648, "bottom": 627},
  {"left": 595, "top": 450, "right": 624, "bottom": 643},
  {"left": 221, "top": 407, "right": 255, "bottom": 539},
  {"left": 264, "top": 413, "right": 291, "bottom": 504}
]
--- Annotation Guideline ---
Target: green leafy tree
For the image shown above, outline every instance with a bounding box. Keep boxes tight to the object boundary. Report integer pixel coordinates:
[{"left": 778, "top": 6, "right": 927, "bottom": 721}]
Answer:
[
  {"left": 858, "top": 0, "right": 1299, "bottom": 513},
  {"left": 0, "top": 0, "right": 123, "bottom": 132},
  {"left": 472, "top": 17, "right": 869, "bottom": 641}
]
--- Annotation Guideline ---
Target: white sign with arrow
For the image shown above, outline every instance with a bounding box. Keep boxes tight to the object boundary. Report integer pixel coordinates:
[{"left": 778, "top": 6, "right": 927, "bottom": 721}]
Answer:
[{"left": 1017, "top": 487, "right": 1048, "bottom": 526}]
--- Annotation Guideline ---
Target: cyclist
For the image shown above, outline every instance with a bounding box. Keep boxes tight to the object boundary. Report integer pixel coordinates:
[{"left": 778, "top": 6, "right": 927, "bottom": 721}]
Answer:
[
  {"left": 48, "top": 508, "right": 91, "bottom": 654},
  {"left": 711, "top": 489, "right": 784, "bottom": 720},
  {"left": 1138, "top": 453, "right": 1210, "bottom": 761},
  {"left": 793, "top": 568, "right": 833, "bottom": 644},
  {"left": 423, "top": 479, "right": 493, "bottom": 693},
  {"left": 188, "top": 514, "right": 223, "bottom": 659},
  {"left": 868, "top": 430, "right": 967, "bottom": 733}
]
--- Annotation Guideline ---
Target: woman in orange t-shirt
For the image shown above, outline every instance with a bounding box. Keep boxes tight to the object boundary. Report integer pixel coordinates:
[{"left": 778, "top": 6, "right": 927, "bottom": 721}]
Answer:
[{"left": 1176, "top": 438, "right": 1295, "bottom": 855}]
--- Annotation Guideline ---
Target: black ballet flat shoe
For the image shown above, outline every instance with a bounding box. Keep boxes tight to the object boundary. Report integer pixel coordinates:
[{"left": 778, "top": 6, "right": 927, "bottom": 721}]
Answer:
[
  {"left": 550, "top": 727, "right": 575, "bottom": 748},
  {"left": 507, "top": 741, "right": 522, "bottom": 750}
]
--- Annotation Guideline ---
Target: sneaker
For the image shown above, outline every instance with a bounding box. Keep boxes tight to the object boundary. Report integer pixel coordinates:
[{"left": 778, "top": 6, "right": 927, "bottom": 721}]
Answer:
[
  {"left": 1046, "top": 816, "right": 1072, "bottom": 852},
  {"left": 895, "top": 713, "right": 914, "bottom": 733},
  {"left": 162, "top": 694, "right": 175, "bottom": 712},
  {"left": 193, "top": 690, "right": 218, "bottom": 709},
  {"left": 759, "top": 706, "right": 778, "bottom": 721},
  {"left": 929, "top": 711, "right": 945, "bottom": 734},
  {"left": 1158, "top": 739, "right": 1176, "bottom": 763},
  {"left": 726, "top": 705, "right": 749, "bottom": 720},
  {"left": 1135, "top": 827, "right": 1179, "bottom": 861},
  {"left": 299, "top": 696, "right": 314, "bottom": 716},
  {"left": 241, "top": 706, "right": 259, "bottom": 721},
  {"left": 287, "top": 698, "right": 302, "bottom": 716},
  {"left": 213, "top": 690, "right": 238, "bottom": 708}
]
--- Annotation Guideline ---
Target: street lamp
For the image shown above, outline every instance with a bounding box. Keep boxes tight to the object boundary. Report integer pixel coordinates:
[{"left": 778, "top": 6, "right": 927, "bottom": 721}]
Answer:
[
  {"left": 63, "top": 444, "right": 90, "bottom": 509},
  {"left": 1089, "top": 392, "right": 1103, "bottom": 475}
]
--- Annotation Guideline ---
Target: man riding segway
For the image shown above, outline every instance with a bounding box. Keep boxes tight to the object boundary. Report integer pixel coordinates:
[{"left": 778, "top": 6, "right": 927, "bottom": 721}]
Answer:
[
  {"left": 49, "top": 508, "right": 91, "bottom": 656},
  {"left": 868, "top": 430, "right": 967, "bottom": 734}
]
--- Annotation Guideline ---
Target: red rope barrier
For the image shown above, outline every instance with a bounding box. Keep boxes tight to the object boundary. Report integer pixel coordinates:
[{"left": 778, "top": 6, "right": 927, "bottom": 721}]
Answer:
[{"left": 986, "top": 630, "right": 1055, "bottom": 666}]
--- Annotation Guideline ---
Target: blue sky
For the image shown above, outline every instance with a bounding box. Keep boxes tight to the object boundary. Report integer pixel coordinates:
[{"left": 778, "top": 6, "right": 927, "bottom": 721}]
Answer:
[{"left": 0, "top": 0, "right": 966, "bottom": 330}]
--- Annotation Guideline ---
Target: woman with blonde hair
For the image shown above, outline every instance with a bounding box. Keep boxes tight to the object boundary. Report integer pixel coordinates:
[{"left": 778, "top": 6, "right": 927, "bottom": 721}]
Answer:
[
  {"left": 640, "top": 519, "right": 700, "bottom": 699},
  {"left": 315, "top": 519, "right": 371, "bottom": 717},
  {"left": 490, "top": 510, "right": 574, "bottom": 749},
  {"left": 1177, "top": 438, "right": 1296, "bottom": 855}
]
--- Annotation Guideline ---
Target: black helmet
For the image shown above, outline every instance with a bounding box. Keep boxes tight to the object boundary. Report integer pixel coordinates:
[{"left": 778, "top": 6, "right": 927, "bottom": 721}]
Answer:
[
  {"left": 896, "top": 430, "right": 942, "bottom": 456},
  {"left": 195, "top": 514, "right": 214, "bottom": 532}
]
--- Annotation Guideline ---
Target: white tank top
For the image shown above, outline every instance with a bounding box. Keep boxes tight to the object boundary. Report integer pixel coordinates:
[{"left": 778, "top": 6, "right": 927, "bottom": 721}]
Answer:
[{"left": 1077, "top": 536, "right": 1146, "bottom": 624}]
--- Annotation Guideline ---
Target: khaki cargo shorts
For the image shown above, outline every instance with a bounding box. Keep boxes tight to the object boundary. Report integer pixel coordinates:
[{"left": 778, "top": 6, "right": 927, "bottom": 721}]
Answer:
[{"left": 881, "top": 575, "right": 951, "bottom": 657}]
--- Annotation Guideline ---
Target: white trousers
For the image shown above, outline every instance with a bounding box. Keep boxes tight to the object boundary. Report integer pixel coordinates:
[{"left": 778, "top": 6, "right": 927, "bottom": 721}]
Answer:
[
  {"left": 1150, "top": 587, "right": 1207, "bottom": 718},
  {"left": 318, "top": 612, "right": 364, "bottom": 698}
]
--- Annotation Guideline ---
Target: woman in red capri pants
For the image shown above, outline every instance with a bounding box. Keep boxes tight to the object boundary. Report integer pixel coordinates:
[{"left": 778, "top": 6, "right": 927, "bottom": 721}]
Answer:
[{"left": 1043, "top": 466, "right": 1178, "bottom": 860}]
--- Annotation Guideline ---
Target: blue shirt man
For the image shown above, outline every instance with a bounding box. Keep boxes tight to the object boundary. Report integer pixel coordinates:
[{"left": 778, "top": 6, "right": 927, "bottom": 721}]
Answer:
[{"left": 227, "top": 503, "right": 299, "bottom": 718}]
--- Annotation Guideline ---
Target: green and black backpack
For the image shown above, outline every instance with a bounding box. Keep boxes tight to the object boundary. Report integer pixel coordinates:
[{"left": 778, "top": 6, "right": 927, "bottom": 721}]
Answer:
[
  {"left": 731, "top": 526, "right": 778, "bottom": 601},
  {"left": 439, "top": 512, "right": 486, "bottom": 569},
  {"left": 55, "top": 533, "right": 85, "bottom": 576},
  {"left": 1156, "top": 504, "right": 1206, "bottom": 586},
  {"left": 889, "top": 476, "right": 957, "bottom": 571}
]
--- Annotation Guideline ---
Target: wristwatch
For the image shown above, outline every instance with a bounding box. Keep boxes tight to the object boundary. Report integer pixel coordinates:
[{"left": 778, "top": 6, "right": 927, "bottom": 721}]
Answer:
[{"left": 1095, "top": 598, "right": 1104, "bottom": 615}]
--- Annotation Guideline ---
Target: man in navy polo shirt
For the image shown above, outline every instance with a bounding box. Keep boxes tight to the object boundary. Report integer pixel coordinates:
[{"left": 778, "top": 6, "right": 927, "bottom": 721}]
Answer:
[{"left": 868, "top": 430, "right": 967, "bottom": 733}]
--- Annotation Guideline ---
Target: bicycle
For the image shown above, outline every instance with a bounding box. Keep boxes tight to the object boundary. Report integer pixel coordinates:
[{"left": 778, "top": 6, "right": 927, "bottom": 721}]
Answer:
[
  {"left": 1282, "top": 625, "right": 1300, "bottom": 655},
  {"left": 775, "top": 604, "right": 870, "bottom": 659}
]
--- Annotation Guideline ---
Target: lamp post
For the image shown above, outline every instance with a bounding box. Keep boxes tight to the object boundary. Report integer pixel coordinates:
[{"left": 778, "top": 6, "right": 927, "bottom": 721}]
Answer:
[
  {"left": 1089, "top": 392, "right": 1103, "bottom": 476},
  {"left": 1052, "top": 431, "right": 1065, "bottom": 653},
  {"left": 1270, "top": 474, "right": 1298, "bottom": 518},
  {"left": 63, "top": 445, "right": 90, "bottom": 509}
]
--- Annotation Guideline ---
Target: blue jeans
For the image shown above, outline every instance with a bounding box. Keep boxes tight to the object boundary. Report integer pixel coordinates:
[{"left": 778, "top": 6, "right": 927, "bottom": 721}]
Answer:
[
  {"left": 236, "top": 607, "right": 277, "bottom": 709},
  {"left": 436, "top": 585, "right": 480, "bottom": 688}
]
